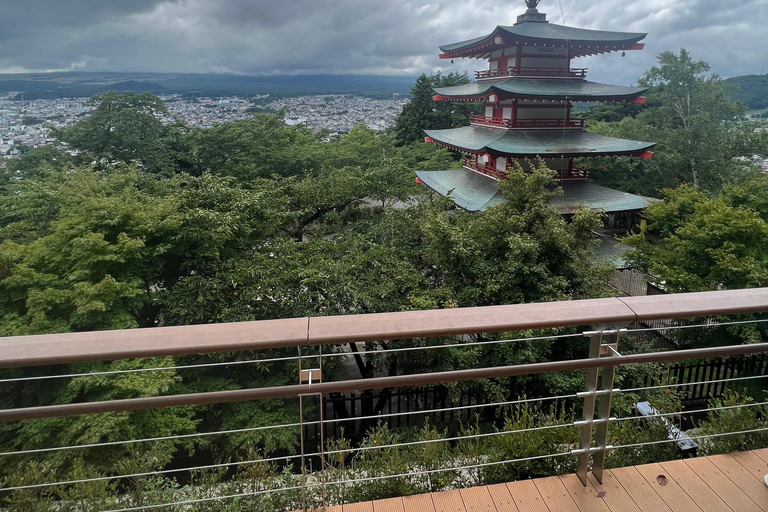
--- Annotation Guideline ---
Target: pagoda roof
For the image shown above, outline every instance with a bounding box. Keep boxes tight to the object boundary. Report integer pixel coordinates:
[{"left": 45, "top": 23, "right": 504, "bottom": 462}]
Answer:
[
  {"left": 439, "top": 21, "right": 646, "bottom": 59},
  {"left": 433, "top": 79, "right": 647, "bottom": 102},
  {"left": 414, "top": 168, "right": 655, "bottom": 213},
  {"left": 425, "top": 126, "right": 655, "bottom": 157}
]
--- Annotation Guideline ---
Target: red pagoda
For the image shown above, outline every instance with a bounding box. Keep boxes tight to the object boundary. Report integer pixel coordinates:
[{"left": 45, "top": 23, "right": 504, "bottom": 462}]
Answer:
[{"left": 415, "top": 0, "right": 656, "bottom": 217}]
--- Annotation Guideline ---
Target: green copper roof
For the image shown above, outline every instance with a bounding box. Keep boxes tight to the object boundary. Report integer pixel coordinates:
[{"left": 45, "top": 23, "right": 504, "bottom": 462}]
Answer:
[
  {"left": 433, "top": 79, "right": 647, "bottom": 101},
  {"left": 415, "top": 168, "right": 656, "bottom": 213},
  {"left": 416, "top": 169, "right": 506, "bottom": 212},
  {"left": 440, "top": 21, "right": 646, "bottom": 53},
  {"left": 425, "top": 126, "right": 655, "bottom": 157}
]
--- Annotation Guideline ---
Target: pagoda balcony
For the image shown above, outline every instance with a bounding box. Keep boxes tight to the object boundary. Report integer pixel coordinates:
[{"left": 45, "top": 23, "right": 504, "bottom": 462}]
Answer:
[
  {"left": 470, "top": 115, "right": 586, "bottom": 129},
  {"left": 463, "top": 158, "right": 506, "bottom": 180},
  {"left": 475, "top": 67, "right": 587, "bottom": 80},
  {"left": 558, "top": 168, "right": 590, "bottom": 180}
]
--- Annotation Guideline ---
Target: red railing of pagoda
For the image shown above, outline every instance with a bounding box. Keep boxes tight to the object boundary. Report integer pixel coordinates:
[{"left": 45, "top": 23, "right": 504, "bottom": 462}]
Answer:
[
  {"left": 463, "top": 159, "right": 507, "bottom": 180},
  {"left": 475, "top": 67, "right": 587, "bottom": 80},
  {"left": 463, "top": 159, "right": 589, "bottom": 181},
  {"left": 470, "top": 116, "right": 586, "bottom": 129},
  {"left": 558, "top": 168, "right": 589, "bottom": 180}
]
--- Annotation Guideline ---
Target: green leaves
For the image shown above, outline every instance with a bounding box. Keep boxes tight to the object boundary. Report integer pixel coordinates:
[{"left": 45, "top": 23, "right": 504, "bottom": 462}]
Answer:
[
  {"left": 588, "top": 49, "right": 767, "bottom": 196},
  {"left": 624, "top": 179, "right": 768, "bottom": 292}
]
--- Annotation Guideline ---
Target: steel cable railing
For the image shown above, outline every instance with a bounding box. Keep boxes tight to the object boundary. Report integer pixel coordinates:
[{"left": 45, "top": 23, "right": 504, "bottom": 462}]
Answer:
[{"left": 1, "top": 288, "right": 768, "bottom": 510}]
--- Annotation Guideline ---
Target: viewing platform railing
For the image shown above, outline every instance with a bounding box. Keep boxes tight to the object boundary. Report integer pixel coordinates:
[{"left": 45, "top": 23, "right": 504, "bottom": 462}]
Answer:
[
  {"left": 470, "top": 115, "right": 586, "bottom": 129},
  {"left": 475, "top": 67, "right": 587, "bottom": 80},
  {"left": 1, "top": 288, "right": 768, "bottom": 511}
]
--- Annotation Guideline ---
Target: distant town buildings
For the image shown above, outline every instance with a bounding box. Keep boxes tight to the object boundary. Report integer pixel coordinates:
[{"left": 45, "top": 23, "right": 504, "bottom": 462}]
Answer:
[{"left": 0, "top": 94, "right": 409, "bottom": 163}]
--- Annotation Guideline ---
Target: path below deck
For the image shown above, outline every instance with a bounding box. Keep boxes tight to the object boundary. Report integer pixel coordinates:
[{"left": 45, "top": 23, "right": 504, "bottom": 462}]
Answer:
[{"left": 320, "top": 449, "right": 768, "bottom": 512}]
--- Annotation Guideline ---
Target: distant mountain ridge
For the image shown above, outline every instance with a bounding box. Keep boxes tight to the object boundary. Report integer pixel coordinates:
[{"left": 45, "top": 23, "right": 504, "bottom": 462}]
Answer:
[
  {"left": 0, "top": 72, "right": 417, "bottom": 100},
  {"left": 724, "top": 74, "right": 768, "bottom": 110}
]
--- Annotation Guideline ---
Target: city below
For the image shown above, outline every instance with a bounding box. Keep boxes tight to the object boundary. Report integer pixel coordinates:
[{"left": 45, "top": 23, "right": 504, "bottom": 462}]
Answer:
[{"left": 0, "top": 93, "right": 410, "bottom": 159}]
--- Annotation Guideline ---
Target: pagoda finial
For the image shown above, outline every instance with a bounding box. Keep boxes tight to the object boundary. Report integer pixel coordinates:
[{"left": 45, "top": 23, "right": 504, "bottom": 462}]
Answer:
[
  {"left": 525, "top": 0, "right": 540, "bottom": 10},
  {"left": 517, "top": 0, "right": 547, "bottom": 23}
]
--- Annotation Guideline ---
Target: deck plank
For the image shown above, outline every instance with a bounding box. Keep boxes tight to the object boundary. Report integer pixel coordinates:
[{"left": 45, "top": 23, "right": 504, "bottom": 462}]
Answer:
[
  {"left": 373, "top": 497, "right": 406, "bottom": 512},
  {"left": 431, "top": 490, "right": 466, "bottom": 512},
  {"left": 708, "top": 454, "right": 768, "bottom": 512},
  {"left": 459, "top": 486, "right": 498, "bottom": 512},
  {"left": 752, "top": 448, "right": 768, "bottom": 464},
  {"left": 659, "top": 459, "right": 732, "bottom": 512},
  {"left": 729, "top": 451, "right": 768, "bottom": 481},
  {"left": 533, "top": 476, "right": 580, "bottom": 512},
  {"left": 634, "top": 462, "right": 704, "bottom": 512},
  {"left": 685, "top": 457, "right": 762, "bottom": 512},
  {"left": 559, "top": 473, "right": 612, "bottom": 512},
  {"left": 506, "top": 479, "right": 549, "bottom": 512},
  {"left": 345, "top": 502, "right": 375, "bottom": 512},
  {"left": 348, "top": 452, "right": 768, "bottom": 512},
  {"left": 485, "top": 484, "right": 517, "bottom": 512},
  {"left": 609, "top": 466, "right": 673, "bottom": 512},
  {"left": 402, "top": 494, "right": 437, "bottom": 512},
  {"left": 587, "top": 471, "right": 642, "bottom": 512}
]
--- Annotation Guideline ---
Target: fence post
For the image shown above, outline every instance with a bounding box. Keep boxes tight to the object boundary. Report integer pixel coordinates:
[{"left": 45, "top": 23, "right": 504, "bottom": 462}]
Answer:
[
  {"left": 299, "top": 345, "right": 325, "bottom": 512},
  {"left": 576, "top": 328, "right": 622, "bottom": 485},
  {"left": 592, "top": 330, "right": 621, "bottom": 484},
  {"left": 576, "top": 330, "right": 603, "bottom": 485}
]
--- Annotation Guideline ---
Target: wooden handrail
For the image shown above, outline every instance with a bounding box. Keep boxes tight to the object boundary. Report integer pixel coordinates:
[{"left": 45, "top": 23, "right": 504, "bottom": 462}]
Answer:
[
  {"left": 1, "top": 288, "right": 767, "bottom": 369},
  {"left": 2, "top": 341, "right": 767, "bottom": 422}
]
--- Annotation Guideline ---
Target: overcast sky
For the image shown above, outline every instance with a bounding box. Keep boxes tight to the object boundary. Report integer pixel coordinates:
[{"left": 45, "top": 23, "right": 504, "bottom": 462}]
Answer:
[{"left": 1, "top": 0, "right": 766, "bottom": 85}]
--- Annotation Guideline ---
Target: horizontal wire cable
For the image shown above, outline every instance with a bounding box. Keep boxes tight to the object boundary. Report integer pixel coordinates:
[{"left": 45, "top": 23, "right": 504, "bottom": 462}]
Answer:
[
  {"left": 0, "top": 394, "right": 577, "bottom": 458},
  {"left": 623, "top": 318, "right": 768, "bottom": 334},
  {"left": 322, "top": 393, "right": 579, "bottom": 426},
  {"left": 622, "top": 373, "right": 768, "bottom": 394},
  {"left": 323, "top": 423, "right": 574, "bottom": 457},
  {"left": 102, "top": 484, "right": 305, "bottom": 512},
  {"left": 612, "top": 426, "right": 768, "bottom": 450},
  {"left": 319, "top": 332, "right": 584, "bottom": 359},
  {"left": 3, "top": 423, "right": 575, "bottom": 490},
  {"left": 323, "top": 451, "right": 572, "bottom": 487},
  {"left": 613, "top": 401, "right": 768, "bottom": 423},
  {"left": 0, "top": 354, "right": 306, "bottom": 384},
  {"left": 0, "top": 453, "right": 303, "bottom": 492},
  {"left": 0, "top": 421, "right": 305, "bottom": 458}
]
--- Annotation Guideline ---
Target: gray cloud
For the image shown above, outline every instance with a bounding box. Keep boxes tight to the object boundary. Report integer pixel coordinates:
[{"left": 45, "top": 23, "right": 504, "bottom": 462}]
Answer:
[{"left": 0, "top": 0, "right": 765, "bottom": 82}]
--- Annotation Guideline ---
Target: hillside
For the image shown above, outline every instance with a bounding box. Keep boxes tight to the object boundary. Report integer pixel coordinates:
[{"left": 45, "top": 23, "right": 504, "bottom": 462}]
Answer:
[
  {"left": 725, "top": 74, "right": 768, "bottom": 110},
  {"left": 0, "top": 72, "right": 416, "bottom": 100}
]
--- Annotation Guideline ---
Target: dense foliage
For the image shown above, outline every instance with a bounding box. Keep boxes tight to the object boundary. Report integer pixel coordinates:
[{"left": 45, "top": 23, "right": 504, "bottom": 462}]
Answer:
[
  {"left": 725, "top": 74, "right": 768, "bottom": 110},
  {"left": 392, "top": 71, "right": 478, "bottom": 146},
  {"left": 586, "top": 50, "right": 768, "bottom": 196}
]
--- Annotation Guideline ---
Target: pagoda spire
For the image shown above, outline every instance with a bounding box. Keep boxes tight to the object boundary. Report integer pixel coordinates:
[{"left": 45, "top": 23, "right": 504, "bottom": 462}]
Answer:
[{"left": 517, "top": 0, "right": 547, "bottom": 23}]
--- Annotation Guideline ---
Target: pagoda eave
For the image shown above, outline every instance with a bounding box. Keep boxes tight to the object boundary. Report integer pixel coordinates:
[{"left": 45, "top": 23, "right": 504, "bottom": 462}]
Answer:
[
  {"left": 432, "top": 79, "right": 648, "bottom": 104},
  {"left": 424, "top": 126, "right": 656, "bottom": 158},
  {"left": 439, "top": 22, "right": 647, "bottom": 60},
  {"left": 414, "top": 168, "right": 656, "bottom": 213}
]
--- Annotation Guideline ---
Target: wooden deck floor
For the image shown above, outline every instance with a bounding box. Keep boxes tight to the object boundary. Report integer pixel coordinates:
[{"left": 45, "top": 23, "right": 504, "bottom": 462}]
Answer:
[{"left": 319, "top": 449, "right": 768, "bottom": 512}]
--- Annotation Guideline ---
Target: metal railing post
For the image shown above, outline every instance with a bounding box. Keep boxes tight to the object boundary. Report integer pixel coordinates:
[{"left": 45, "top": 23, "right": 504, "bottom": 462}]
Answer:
[
  {"left": 591, "top": 330, "right": 621, "bottom": 483},
  {"left": 299, "top": 346, "right": 325, "bottom": 512},
  {"left": 576, "top": 330, "right": 602, "bottom": 485}
]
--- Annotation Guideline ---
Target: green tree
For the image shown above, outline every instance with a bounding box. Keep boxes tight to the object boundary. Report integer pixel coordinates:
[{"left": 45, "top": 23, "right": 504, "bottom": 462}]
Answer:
[
  {"left": 623, "top": 179, "right": 768, "bottom": 292},
  {"left": 588, "top": 49, "right": 768, "bottom": 195},
  {"left": 51, "top": 91, "right": 177, "bottom": 175},
  {"left": 392, "top": 72, "right": 474, "bottom": 146}
]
